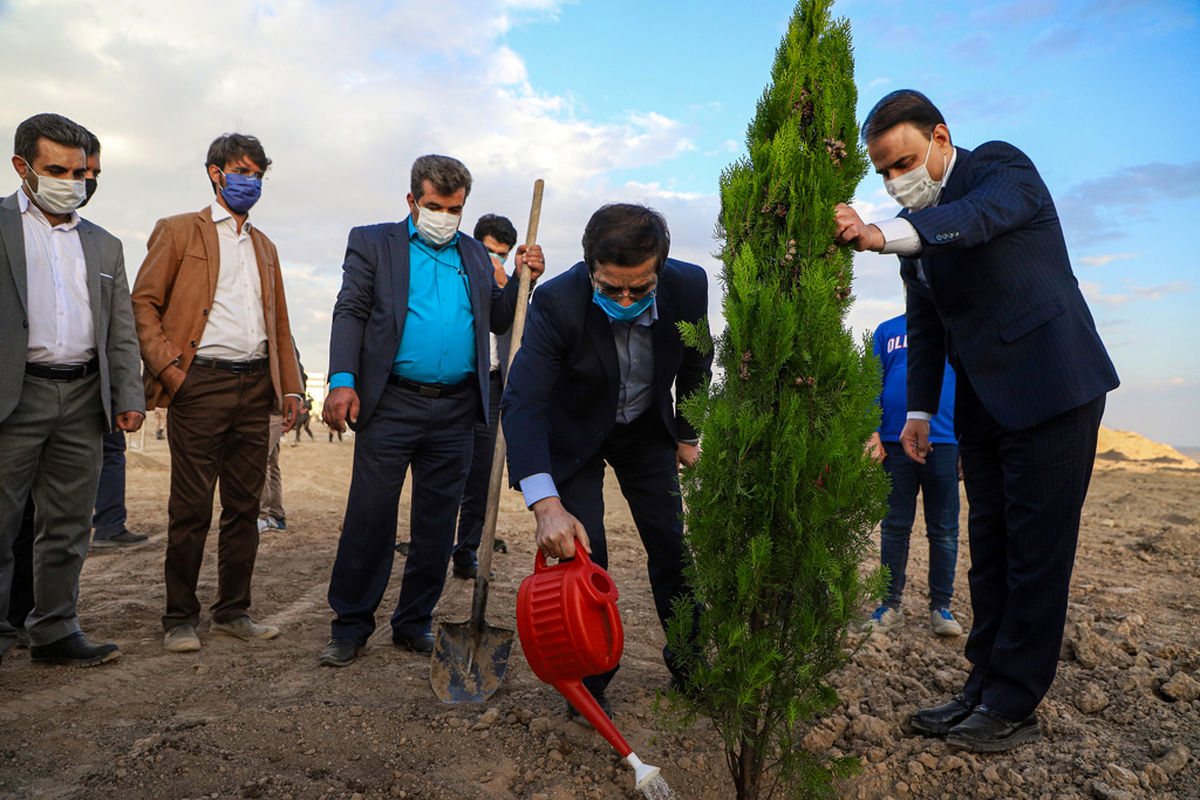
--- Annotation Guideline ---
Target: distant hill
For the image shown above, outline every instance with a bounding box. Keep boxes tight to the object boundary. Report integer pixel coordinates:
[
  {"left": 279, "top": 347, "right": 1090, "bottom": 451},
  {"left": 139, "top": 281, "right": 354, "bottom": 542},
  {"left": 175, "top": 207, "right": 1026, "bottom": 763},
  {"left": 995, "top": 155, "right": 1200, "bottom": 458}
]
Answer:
[{"left": 1095, "top": 427, "right": 1199, "bottom": 470}]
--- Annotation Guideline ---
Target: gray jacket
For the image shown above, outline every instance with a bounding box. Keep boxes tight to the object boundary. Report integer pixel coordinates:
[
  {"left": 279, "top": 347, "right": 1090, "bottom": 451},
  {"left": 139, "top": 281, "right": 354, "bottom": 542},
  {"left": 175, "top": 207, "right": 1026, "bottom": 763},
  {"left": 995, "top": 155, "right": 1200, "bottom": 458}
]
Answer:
[{"left": 0, "top": 191, "right": 144, "bottom": 428}]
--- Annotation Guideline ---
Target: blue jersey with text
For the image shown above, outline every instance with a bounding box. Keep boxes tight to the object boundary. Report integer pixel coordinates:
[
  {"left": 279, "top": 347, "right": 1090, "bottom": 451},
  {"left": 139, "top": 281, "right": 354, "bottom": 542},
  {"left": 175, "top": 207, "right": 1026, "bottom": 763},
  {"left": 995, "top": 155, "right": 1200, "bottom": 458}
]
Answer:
[{"left": 873, "top": 314, "right": 957, "bottom": 444}]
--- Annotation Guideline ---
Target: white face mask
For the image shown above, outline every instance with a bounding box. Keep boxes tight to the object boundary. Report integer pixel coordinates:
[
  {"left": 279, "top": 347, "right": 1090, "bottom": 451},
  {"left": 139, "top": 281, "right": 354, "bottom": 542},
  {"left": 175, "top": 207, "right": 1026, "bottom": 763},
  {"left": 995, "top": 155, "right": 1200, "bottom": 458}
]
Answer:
[
  {"left": 413, "top": 205, "right": 461, "bottom": 246},
  {"left": 884, "top": 137, "right": 947, "bottom": 211},
  {"left": 22, "top": 159, "right": 87, "bottom": 215}
]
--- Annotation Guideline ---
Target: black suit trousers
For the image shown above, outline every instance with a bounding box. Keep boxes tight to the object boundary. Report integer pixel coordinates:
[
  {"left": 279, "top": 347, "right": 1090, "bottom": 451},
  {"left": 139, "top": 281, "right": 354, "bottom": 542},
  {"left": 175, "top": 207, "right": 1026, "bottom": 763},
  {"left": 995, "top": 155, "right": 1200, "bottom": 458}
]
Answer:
[
  {"left": 956, "top": 371, "right": 1104, "bottom": 719},
  {"left": 327, "top": 382, "right": 477, "bottom": 644},
  {"left": 556, "top": 412, "right": 694, "bottom": 694}
]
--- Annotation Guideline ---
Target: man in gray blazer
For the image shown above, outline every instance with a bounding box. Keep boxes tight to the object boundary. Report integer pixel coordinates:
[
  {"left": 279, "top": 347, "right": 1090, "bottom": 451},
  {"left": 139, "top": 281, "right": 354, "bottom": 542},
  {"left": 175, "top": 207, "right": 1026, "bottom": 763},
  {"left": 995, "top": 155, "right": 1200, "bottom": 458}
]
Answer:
[{"left": 0, "top": 113, "right": 144, "bottom": 667}]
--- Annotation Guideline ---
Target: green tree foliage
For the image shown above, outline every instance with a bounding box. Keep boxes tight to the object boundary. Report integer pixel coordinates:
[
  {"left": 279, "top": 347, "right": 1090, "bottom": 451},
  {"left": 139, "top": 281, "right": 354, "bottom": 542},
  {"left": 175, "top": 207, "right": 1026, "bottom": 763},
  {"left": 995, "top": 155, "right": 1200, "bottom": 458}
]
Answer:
[{"left": 668, "top": 1, "right": 889, "bottom": 797}]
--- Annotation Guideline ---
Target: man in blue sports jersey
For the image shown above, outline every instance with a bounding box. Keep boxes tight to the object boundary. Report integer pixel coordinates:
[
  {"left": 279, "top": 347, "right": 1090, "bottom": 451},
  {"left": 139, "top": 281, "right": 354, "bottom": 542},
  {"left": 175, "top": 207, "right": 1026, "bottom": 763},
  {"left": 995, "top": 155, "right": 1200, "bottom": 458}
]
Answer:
[{"left": 864, "top": 312, "right": 962, "bottom": 637}]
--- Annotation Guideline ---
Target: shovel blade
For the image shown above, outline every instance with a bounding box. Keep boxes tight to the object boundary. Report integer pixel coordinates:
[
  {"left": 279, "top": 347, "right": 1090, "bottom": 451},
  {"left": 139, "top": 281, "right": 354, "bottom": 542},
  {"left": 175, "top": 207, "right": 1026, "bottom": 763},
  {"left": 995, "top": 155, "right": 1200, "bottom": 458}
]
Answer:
[{"left": 430, "top": 620, "right": 515, "bottom": 703}]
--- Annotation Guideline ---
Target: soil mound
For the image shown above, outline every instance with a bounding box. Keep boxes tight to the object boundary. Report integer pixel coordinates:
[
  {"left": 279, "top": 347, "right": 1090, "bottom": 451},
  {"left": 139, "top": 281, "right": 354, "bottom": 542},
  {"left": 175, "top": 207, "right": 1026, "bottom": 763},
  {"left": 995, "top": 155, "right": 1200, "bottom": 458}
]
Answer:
[{"left": 1095, "top": 426, "right": 1199, "bottom": 471}]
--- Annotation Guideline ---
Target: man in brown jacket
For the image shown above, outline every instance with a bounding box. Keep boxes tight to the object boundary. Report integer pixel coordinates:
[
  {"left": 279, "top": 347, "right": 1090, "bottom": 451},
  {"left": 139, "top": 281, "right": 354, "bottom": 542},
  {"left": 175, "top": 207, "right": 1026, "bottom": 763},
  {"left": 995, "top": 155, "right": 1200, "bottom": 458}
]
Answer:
[{"left": 131, "top": 133, "right": 302, "bottom": 653}]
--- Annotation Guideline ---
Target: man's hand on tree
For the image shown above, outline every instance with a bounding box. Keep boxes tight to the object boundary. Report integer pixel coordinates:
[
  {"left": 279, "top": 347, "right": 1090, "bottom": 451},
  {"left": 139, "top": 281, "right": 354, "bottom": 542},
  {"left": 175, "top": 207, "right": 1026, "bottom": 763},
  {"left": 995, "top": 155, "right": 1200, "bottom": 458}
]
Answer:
[
  {"left": 834, "top": 203, "right": 885, "bottom": 252},
  {"left": 899, "top": 418, "right": 932, "bottom": 464},
  {"left": 323, "top": 386, "right": 359, "bottom": 433},
  {"left": 531, "top": 496, "right": 591, "bottom": 560}
]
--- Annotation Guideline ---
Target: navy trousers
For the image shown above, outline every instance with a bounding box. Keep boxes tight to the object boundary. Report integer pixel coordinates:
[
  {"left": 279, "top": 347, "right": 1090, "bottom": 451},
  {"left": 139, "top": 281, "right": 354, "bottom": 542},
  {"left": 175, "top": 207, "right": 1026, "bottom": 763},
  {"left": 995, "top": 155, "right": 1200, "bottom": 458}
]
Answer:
[
  {"left": 955, "top": 371, "right": 1104, "bottom": 720},
  {"left": 93, "top": 430, "right": 127, "bottom": 540},
  {"left": 556, "top": 411, "right": 695, "bottom": 694},
  {"left": 327, "top": 382, "right": 477, "bottom": 644},
  {"left": 880, "top": 439, "right": 960, "bottom": 610},
  {"left": 453, "top": 370, "right": 503, "bottom": 568}
]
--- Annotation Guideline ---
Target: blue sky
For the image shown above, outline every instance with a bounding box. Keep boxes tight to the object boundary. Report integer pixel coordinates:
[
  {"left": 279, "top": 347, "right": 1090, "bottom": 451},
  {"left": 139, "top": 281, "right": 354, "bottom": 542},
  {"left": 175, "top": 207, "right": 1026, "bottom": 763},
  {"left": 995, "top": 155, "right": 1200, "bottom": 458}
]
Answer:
[{"left": 2, "top": 0, "right": 1197, "bottom": 444}]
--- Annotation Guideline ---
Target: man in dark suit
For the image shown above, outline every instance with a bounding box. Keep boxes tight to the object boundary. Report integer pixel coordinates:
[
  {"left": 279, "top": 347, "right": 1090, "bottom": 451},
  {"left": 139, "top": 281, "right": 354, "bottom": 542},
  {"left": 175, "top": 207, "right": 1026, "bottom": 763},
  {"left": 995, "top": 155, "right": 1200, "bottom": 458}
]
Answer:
[
  {"left": 835, "top": 90, "right": 1119, "bottom": 751},
  {"left": 318, "top": 155, "right": 543, "bottom": 667},
  {"left": 0, "top": 113, "right": 144, "bottom": 667},
  {"left": 502, "top": 203, "right": 712, "bottom": 715}
]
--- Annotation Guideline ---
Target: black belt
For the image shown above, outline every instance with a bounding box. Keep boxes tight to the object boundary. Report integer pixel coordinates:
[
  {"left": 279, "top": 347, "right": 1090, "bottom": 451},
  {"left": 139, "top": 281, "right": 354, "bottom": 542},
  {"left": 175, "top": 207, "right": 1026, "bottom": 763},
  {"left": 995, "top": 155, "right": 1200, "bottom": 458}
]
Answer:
[
  {"left": 25, "top": 357, "right": 99, "bottom": 381},
  {"left": 388, "top": 374, "right": 473, "bottom": 398},
  {"left": 191, "top": 355, "right": 269, "bottom": 374}
]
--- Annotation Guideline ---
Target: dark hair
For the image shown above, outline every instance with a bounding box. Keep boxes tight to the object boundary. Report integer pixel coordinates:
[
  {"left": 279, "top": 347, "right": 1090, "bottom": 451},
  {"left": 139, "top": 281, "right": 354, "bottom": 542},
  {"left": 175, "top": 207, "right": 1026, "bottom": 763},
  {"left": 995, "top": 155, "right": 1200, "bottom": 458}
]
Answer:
[
  {"left": 581, "top": 203, "right": 670, "bottom": 273},
  {"left": 206, "top": 133, "right": 271, "bottom": 190},
  {"left": 473, "top": 214, "right": 517, "bottom": 247},
  {"left": 862, "top": 90, "right": 947, "bottom": 144},
  {"left": 83, "top": 128, "right": 101, "bottom": 157},
  {"left": 13, "top": 113, "right": 89, "bottom": 164},
  {"left": 411, "top": 154, "right": 472, "bottom": 200}
]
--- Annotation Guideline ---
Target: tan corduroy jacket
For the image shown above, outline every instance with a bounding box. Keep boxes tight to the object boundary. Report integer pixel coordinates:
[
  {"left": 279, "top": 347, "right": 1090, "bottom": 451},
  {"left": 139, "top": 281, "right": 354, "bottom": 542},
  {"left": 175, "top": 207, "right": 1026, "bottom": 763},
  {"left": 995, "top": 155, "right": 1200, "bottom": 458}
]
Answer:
[{"left": 131, "top": 205, "right": 303, "bottom": 411}]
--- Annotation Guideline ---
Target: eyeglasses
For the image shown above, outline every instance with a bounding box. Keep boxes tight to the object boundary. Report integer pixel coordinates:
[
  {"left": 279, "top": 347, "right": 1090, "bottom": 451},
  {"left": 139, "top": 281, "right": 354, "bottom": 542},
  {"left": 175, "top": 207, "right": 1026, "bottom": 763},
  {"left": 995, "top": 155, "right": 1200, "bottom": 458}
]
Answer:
[{"left": 592, "top": 278, "right": 657, "bottom": 302}]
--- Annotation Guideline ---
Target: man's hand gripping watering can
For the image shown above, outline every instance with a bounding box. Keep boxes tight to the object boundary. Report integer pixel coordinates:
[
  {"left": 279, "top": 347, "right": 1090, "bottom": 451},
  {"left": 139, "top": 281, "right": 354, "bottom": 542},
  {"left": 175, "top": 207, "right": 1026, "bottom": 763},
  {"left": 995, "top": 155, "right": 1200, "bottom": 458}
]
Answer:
[{"left": 516, "top": 548, "right": 662, "bottom": 791}]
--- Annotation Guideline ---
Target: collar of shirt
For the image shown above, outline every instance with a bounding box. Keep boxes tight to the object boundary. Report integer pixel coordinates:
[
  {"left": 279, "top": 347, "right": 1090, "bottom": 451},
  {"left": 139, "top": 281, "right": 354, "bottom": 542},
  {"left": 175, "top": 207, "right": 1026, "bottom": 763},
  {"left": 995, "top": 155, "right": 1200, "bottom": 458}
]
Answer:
[
  {"left": 210, "top": 199, "right": 253, "bottom": 235},
  {"left": 407, "top": 215, "right": 460, "bottom": 252},
  {"left": 16, "top": 187, "right": 81, "bottom": 232},
  {"left": 607, "top": 297, "right": 659, "bottom": 328}
]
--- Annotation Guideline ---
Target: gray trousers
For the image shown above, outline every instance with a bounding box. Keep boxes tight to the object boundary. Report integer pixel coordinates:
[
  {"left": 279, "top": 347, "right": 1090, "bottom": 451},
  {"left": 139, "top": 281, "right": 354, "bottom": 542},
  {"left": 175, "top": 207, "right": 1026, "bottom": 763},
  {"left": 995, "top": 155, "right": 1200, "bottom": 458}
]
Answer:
[
  {"left": 0, "top": 373, "right": 104, "bottom": 655},
  {"left": 259, "top": 413, "right": 285, "bottom": 522}
]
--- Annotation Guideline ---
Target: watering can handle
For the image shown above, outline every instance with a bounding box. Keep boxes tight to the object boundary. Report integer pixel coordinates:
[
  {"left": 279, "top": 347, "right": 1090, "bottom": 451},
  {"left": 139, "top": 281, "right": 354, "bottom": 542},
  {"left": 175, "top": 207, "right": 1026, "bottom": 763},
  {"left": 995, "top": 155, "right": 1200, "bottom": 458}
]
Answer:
[{"left": 534, "top": 546, "right": 592, "bottom": 573}]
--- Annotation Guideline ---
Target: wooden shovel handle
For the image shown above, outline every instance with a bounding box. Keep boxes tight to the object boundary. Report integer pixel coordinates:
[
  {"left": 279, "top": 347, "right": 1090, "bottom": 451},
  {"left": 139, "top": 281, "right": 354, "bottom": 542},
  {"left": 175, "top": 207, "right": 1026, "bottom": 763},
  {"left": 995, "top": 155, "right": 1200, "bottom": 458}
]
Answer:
[{"left": 473, "top": 180, "right": 543, "bottom": 605}]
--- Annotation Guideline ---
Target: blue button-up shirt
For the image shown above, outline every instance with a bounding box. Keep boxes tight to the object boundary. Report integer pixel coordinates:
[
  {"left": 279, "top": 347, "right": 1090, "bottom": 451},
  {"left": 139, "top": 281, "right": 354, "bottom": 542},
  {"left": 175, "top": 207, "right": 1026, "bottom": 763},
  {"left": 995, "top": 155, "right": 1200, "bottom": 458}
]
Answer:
[{"left": 330, "top": 217, "right": 475, "bottom": 390}]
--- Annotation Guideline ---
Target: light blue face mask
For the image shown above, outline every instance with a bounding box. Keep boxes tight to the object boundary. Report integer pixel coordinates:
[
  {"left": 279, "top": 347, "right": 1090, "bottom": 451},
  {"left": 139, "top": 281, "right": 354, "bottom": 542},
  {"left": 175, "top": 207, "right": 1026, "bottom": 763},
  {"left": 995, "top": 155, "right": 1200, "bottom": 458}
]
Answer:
[{"left": 592, "top": 288, "right": 655, "bottom": 322}]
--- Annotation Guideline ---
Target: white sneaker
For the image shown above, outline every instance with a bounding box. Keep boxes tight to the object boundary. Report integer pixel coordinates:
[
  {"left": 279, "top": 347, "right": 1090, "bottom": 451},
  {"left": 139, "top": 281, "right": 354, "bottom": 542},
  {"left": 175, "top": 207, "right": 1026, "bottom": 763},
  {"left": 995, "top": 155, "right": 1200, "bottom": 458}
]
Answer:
[
  {"left": 863, "top": 605, "right": 902, "bottom": 633},
  {"left": 930, "top": 608, "right": 964, "bottom": 637},
  {"left": 257, "top": 517, "right": 269, "bottom": 532},
  {"left": 164, "top": 624, "right": 202, "bottom": 653}
]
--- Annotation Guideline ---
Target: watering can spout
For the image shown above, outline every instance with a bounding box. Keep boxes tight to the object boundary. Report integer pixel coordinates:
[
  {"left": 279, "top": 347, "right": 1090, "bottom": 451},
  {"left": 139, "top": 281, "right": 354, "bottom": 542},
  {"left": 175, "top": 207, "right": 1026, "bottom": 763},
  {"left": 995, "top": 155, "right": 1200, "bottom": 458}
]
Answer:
[
  {"left": 555, "top": 678, "right": 632, "bottom": 757},
  {"left": 625, "top": 753, "right": 662, "bottom": 790}
]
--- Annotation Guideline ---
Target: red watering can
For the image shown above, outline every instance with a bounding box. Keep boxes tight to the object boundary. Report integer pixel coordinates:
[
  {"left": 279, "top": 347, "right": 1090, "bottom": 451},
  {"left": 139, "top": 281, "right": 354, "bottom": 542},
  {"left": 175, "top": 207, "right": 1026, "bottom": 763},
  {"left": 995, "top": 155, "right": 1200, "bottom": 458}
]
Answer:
[{"left": 516, "top": 547, "right": 661, "bottom": 790}]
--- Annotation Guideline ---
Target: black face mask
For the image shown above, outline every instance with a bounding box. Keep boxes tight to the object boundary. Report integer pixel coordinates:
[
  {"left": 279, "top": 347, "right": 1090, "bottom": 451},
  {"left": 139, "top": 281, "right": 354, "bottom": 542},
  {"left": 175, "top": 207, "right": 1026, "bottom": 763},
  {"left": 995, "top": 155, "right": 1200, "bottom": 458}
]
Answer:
[{"left": 78, "top": 178, "right": 98, "bottom": 209}]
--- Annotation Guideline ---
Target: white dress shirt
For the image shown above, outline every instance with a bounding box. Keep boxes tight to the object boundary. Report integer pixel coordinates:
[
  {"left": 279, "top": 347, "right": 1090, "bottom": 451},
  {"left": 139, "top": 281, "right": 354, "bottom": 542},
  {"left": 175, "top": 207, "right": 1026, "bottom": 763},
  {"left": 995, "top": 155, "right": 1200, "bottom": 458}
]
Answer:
[
  {"left": 196, "top": 201, "right": 268, "bottom": 360},
  {"left": 19, "top": 189, "right": 95, "bottom": 365}
]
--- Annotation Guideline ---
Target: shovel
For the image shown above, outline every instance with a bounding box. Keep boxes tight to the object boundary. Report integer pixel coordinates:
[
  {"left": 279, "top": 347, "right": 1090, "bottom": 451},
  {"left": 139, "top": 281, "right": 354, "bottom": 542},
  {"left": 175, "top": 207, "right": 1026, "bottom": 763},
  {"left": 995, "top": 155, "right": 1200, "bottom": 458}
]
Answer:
[{"left": 431, "top": 178, "right": 544, "bottom": 703}]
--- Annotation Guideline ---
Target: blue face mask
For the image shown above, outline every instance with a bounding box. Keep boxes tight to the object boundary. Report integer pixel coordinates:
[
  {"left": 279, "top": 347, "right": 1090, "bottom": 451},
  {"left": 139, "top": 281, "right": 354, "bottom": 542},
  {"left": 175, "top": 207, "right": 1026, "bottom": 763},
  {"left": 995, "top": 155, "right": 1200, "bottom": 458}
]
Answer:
[
  {"left": 592, "top": 289, "right": 655, "bottom": 322},
  {"left": 221, "top": 172, "right": 262, "bottom": 214}
]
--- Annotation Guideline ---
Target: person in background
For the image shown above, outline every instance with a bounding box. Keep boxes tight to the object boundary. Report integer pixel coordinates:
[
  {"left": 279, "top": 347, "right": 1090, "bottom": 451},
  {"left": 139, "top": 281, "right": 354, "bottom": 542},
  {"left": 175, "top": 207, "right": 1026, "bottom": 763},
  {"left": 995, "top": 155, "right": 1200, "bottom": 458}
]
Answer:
[
  {"left": 132, "top": 133, "right": 303, "bottom": 654},
  {"left": 449, "top": 213, "right": 518, "bottom": 580},
  {"left": 260, "top": 346, "right": 308, "bottom": 533},
  {"left": 864, "top": 309, "right": 961, "bottom": 637}
]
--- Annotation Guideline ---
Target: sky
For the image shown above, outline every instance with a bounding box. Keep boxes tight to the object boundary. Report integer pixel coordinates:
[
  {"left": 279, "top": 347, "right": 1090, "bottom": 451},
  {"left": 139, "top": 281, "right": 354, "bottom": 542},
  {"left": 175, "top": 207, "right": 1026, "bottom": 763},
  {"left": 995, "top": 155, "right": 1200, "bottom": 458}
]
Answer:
[{"left": 1, "top": 0, "right": 1197, "bottom": 445}]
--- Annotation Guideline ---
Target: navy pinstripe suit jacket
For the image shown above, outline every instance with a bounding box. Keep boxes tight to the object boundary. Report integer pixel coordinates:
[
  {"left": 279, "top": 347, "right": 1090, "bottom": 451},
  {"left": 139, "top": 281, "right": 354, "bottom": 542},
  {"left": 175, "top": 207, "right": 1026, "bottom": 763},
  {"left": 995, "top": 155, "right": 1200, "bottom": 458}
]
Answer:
[{"left": 900, "top": 142, "right": 1118, "bottom": 431}]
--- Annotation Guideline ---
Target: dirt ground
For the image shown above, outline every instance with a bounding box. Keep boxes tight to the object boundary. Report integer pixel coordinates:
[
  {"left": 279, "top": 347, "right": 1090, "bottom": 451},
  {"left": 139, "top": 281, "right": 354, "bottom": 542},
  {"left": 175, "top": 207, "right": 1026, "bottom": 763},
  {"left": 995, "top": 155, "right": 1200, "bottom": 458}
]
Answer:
[{"left": 1, "top": 431, "right": 1197, "bottom": 800}]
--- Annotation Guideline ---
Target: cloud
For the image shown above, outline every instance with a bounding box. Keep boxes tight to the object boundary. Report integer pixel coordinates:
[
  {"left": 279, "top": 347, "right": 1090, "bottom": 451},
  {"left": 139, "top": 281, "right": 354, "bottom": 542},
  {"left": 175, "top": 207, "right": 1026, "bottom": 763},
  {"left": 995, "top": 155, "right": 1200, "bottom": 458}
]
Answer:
[
  {"left": 1078, "top": 252, "right": 1140, "bottom": 268},
  {"left": 968, "top": 0, "right": 1059, "bottom": 27},
  {"left": 1027, "top": 23, "right": 1088, "bottom": 57},
  {"left": 1058, "top": 161, "right": 1200, "bottom": 241},
  {"left": 0, "top": 0, "right": 716, "bottom": 371},
  {"left": 1080, "top": 279, "right": 1192, "bottom": 308},
  {"left": 947, "top": 33, "right": 996, "bottom": 67}
]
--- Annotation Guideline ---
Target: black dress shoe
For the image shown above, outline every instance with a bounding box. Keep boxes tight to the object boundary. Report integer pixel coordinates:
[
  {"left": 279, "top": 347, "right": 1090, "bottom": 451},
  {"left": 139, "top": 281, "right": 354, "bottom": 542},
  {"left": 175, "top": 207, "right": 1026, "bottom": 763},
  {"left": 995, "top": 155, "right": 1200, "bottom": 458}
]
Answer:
[
  {"left": 567, "top": 689, "right": 613, "bottom": 721},
  {"left": 30, "top": 632, "right": 120, "bottom": 667},
  {"left": 946, "top": 706, "right": 1041, "bottom": 752},
  {"left": 452, "top": 559, "right": 478, "bottom": 579},
  {"left": 392, "top": 630, "right": 435, "bottom": 654},
  {"left": 910, "top": 693, "right": 977, "bottom": 737},
  {"left": 317, "top": 638, "right": 363, "bottom": 667}
]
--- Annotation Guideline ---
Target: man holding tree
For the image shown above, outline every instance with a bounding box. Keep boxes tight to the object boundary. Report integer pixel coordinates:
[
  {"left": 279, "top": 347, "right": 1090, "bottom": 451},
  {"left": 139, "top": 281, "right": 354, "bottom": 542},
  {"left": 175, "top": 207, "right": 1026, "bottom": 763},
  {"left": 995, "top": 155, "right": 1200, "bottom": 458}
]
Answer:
[{"left": 834, "top": 90, "right": 1118, "bottom": 751}]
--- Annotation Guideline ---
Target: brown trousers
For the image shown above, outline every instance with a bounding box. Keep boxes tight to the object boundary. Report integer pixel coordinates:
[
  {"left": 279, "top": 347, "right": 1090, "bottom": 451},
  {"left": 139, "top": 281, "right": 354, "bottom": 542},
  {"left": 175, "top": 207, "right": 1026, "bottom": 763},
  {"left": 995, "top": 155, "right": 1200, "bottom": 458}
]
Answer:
[{"left": 163, "top": 365, "right": 273, "bottom": 629}]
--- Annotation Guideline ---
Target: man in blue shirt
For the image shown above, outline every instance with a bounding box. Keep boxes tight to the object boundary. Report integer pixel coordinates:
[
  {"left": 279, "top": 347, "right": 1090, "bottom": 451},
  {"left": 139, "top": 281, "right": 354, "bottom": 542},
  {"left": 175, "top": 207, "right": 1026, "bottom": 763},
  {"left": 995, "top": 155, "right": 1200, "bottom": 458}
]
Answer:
[
  {"left": 318, "top": 155, "right": 543, "bottom": 667},
  {"left": 864, "top": 312, "right": 962, "bottom": 638}
]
